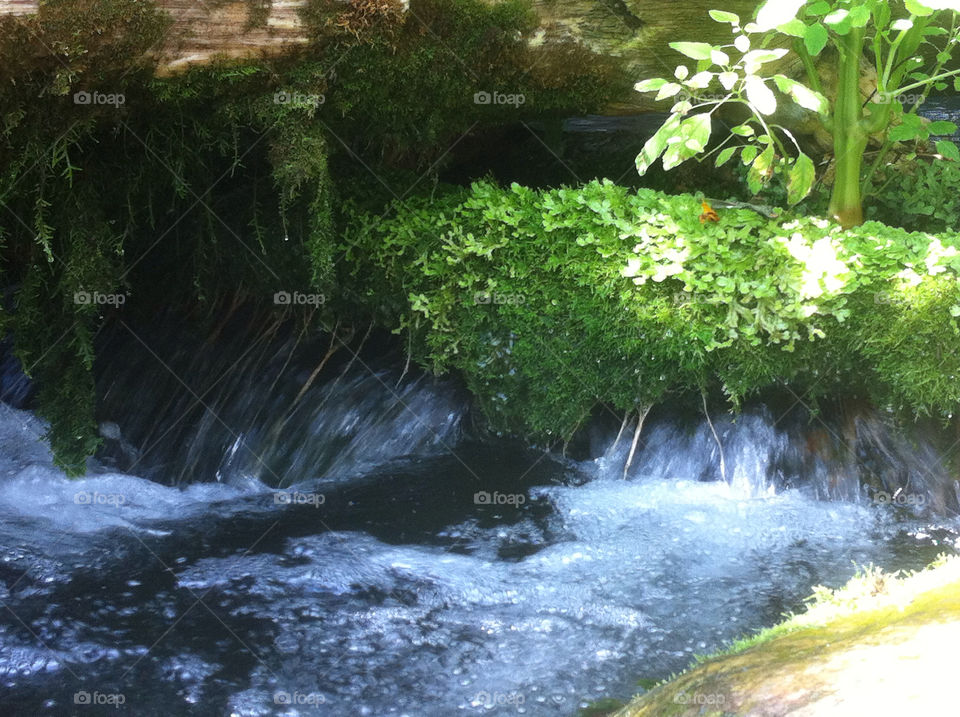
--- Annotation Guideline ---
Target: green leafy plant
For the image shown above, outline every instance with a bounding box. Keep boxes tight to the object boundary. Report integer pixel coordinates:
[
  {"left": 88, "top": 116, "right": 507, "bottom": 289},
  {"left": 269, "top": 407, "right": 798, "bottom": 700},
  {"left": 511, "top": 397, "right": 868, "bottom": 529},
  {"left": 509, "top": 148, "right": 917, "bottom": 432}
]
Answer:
[
  {"left": 634, "top": 0, "right": 960, "bottom": 228},
  {"left": 634, "top": 14, "right": 828, "bottom": 207},
  {"left": 342, "top": 178, "right": 960, "bottom": 443},
  {"left": 867, "top": 157, "right": 960, "bottom": 232}
]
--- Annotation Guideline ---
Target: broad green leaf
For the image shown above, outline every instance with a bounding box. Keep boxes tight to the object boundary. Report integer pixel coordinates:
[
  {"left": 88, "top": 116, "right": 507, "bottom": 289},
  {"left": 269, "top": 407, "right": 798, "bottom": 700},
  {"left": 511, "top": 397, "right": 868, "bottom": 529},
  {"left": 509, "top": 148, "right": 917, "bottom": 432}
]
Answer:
[
  {"left": 747, "top": 144, "right": 775, "bottom": 194},
  {"left": 662, "top": 138, "right": 685, "bottom": 171},
  {"left": 790, "top": 83, "right": 829, "bottom": 114},
  {"left": 709, "top": 9, "right": 740, "bottom": 24},
  {"left": 904, "top": 0, "right": 935, "bottom": 16},
  {"left": 936, "top": 140, "right": 960, "bottom": 161},
  {"left": 900, "top": 23, "right": 926, "bottom": 57},
  {"left": 745, "top": 76, "right": 777, "bottom": 115},
  {"left": 711, "top": 49, "right": 730, "bottom": 65},
  {"left": 715, "top": 146, "right": 738, "bottom": 167},
  {"left": 848, "top": 6, "right": 871, "bottom": 27},
  {"left": 902, "top": 113, "right": 926, "bottom": 130},
  {"left": 771, "top": 76, "right": 825, "bottom": 116},
  {"left": 929, "top": 121, "right": 959, "bottom": 135},
  {"left": 824, "top": 9, "right": 849, "bottom": 25},
  {"left": 829, "top": 14, "right": 853, "bottom": 35},
  {"left": 777, "top": 19, "right": 808, "bottom": 37},
  {"left": 669, "top": 42, "right": 715, "bottom": 61},
  {"left": 659, "top": 114, "right": 712, "bottom": 169},
  {"left": 873, "top": 2, "right": 891, "bottom": 28},
  {"left": 656, "top": 83, "right": 683, "bottom": 100},
  {"left": 686, "top": 71, "right": 714, "bottom": 89},
  {"left": 684, "top": 113, "right": 713, "bottom": 152},
  {"left": 635, "top": 114, "right": 682, "bottom": 175},
  {"left": 730, "top": 124, "right": 754, "bottom": 137},
  {"left": 634, "top": 78, "right": 668, "bottom": 93},
  {"left": 889, "top": 122, "right": 923, "bottom": 142},
  {"left": 805, "top": 1, "right": 831, "bottom": 16},
  {"left": 772, "top": 75, "right": 795, "bottom": 93},
  {"left": 719, "top": 71, "right": 739, "bottom": 90},
  {"left": 742, "top": 49, "right": 790, "bottom": 68},
  {"left": 804, "top": 23, "right": 829, "bottom": 56},
  {"left": 741, "top": 144, "right": 759, "bottom": 165},
  {"left": 756, "top": 0, "right": 806, "bottom": 31},
  {"left": 787, "top": 153, "right": 815, "bottom": 204}
]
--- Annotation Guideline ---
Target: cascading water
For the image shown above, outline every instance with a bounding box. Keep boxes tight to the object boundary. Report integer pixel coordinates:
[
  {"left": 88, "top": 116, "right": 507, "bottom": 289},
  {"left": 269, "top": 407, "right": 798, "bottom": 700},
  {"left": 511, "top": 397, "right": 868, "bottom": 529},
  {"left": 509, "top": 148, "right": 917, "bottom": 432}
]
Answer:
[
  {"left": 93, "top": 316, "right": 467, "bottom": 486},
  {"left": 0, "top": 319, "right": 958, "bottom": 716}
]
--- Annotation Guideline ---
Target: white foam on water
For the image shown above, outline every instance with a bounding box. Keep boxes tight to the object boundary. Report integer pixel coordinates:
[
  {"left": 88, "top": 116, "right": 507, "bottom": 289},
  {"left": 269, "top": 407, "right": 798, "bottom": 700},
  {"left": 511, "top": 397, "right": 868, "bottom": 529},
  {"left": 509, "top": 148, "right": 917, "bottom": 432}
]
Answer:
[
  {"left": 0, "top": 404, "right": 267, "bottom": 533},
  {"left": 0, "top": 400, "right": 955, "bottom": 715}
]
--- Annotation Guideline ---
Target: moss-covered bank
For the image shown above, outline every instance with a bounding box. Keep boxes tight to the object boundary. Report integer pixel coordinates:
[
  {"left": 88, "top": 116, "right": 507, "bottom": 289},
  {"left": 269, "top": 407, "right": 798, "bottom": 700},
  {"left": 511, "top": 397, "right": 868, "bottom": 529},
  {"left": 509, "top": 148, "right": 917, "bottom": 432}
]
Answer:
[
  {"left": 0, "top": 0, "right": 623, "bottom": 471},
  {"left": 342, "top": 180, "right": 960, "bottom": 444},
  {"left": 612, "top": 555, "right": 960, "bottom": 716}
]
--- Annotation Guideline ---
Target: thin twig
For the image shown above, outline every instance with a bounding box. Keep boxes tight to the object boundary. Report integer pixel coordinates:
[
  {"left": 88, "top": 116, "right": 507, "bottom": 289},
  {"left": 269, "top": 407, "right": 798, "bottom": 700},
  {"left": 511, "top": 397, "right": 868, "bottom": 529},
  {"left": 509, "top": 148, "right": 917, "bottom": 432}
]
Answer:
[
  {"left": 702, "top": 391, "right": 726, "bottom": 482},
  {"left": 607, "top": 410, "right": 631, "bottom": 457},
  {"left": 260, "top": 320, "right": 346, "bottom": 462},
  {"left": 337, "top": 321, "right": 374, "bottom": 383},
  {"left": 622, "top": 404, "right": 651, "bottom": 480},
  {"left": 290, "top": 320, "right": 342, "bottom": 409},
  {"left": 395, "top": 329, "right": 413, "bottom": 389}
]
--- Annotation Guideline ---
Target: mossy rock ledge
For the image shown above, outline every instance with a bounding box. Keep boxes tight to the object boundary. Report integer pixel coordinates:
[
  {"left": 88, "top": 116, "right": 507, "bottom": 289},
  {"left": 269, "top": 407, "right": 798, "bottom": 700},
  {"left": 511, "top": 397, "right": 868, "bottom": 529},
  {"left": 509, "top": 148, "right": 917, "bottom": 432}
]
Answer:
[{"left": 614, "top": 558, "right": 960, "bottom": 716}]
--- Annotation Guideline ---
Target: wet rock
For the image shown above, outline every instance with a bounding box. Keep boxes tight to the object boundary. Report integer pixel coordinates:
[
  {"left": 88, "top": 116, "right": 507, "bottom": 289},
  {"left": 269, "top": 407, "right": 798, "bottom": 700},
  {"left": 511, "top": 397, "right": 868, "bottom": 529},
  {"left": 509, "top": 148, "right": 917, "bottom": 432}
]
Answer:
[{"left": 615, "top": 558, "right": 960, "bottom": 716}]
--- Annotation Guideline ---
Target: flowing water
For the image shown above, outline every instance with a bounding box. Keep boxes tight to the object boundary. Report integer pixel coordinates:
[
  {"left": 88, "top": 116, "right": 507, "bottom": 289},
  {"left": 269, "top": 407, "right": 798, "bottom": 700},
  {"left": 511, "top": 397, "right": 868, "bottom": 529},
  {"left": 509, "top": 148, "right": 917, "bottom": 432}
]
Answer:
[{"left": 0, "top": 320, "right": 958, "bottom": 716}]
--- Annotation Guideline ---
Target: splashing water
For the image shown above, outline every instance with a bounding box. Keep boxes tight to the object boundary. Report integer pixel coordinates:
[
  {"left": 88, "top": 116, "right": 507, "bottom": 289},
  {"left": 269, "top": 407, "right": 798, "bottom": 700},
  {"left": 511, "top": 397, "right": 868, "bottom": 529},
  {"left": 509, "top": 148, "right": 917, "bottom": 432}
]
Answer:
[{"left": 0, "top": 362, "right": 958, "bottom": 716}]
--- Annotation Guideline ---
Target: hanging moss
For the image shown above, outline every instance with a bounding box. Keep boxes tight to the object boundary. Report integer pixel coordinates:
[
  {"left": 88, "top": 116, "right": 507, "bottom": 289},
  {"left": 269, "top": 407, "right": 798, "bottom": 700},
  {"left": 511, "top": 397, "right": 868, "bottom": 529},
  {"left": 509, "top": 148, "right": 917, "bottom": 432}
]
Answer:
[
  {"left": 0, "top": 0, "right": 621, "bottom": 471},
  {"left": 0, "top": 0, "right": 169, "bottom": 471},
  {"left": 0, "top": 1, "right": 335, "bottom": 471}
]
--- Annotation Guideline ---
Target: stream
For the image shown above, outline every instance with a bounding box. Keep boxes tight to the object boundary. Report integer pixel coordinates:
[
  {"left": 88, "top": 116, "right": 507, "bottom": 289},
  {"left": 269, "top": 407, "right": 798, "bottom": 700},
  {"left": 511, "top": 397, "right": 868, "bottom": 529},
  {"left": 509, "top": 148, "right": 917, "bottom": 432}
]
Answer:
[{"left": 0, "top": 319, "right": 957, "bottom": 716}]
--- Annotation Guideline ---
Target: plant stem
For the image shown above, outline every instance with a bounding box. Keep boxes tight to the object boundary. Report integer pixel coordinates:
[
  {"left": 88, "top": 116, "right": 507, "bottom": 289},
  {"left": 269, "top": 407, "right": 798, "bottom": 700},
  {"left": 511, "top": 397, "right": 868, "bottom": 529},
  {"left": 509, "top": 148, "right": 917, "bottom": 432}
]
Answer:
[
  {"left": 796, "top": 40, "right": 823, "bottom": 94},
  {"left": 862, "top": 140, "right": 894, "bottom": 192},
  {"left": 892, "top": 68, "right": 960, "bottom": 96},
  {"left": 828, "top": 27, "right": 868, "bottom": 229}
]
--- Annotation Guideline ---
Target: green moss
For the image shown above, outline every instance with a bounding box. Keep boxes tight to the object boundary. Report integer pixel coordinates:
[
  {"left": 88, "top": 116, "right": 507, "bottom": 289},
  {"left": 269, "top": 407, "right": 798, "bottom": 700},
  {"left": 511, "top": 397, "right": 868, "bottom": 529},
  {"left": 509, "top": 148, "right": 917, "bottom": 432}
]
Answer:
[
  {"left": 867, "top": 157, "right": 960, "bottom": 235},
  {"left": 0, "top": 2, "right": 335, "bottom": 470},
  {"left": 0, "top": 0, "right": 625, "bottom": 470},
  {"left": 301, "top": 0, "right": 628, "bottom": 168},
  {"left": 341, "top": 179, "right": 960, "bottom": 443},
  {"left": 0, "top": 0, "right": 169, "bottom": 472}
]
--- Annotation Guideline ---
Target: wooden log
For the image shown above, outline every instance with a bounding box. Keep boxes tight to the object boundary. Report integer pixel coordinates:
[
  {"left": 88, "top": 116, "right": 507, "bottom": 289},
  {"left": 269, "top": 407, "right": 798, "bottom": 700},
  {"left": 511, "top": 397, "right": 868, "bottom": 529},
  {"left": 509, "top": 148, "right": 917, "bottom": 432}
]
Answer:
[{"left": 0, "top": 0, "right": 764, "bottom": 111}]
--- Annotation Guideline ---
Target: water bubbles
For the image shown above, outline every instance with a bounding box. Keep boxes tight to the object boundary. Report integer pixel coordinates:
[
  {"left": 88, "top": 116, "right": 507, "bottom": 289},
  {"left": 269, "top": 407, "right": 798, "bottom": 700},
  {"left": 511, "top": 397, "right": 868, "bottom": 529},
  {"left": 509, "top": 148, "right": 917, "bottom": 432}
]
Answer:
[{"left": 0, "top": 397, "right": 955, "bottom": 715}]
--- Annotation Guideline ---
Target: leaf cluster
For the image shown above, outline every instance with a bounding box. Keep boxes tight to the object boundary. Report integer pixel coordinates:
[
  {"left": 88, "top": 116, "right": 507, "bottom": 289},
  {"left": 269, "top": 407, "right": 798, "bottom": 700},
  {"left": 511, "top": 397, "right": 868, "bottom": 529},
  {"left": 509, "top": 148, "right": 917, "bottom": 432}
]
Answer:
[{"left": 342, "top": 179, "right": 960, "bottom": 442}]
